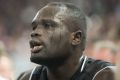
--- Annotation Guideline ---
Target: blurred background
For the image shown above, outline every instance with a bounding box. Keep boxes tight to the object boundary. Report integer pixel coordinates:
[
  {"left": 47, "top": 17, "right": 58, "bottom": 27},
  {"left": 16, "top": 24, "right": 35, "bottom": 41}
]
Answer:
[{"left": 0, "top": 0, "right": 120, "bottom": 79}]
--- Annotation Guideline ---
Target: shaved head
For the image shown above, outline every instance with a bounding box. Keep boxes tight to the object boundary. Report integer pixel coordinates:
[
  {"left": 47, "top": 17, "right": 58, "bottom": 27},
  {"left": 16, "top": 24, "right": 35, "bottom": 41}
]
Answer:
[
  {"left": 45, "top": 2, "right": 87, "bottom": 51},
  {"left": 30, "top": 2, "right": 87, "bottom": 65}
]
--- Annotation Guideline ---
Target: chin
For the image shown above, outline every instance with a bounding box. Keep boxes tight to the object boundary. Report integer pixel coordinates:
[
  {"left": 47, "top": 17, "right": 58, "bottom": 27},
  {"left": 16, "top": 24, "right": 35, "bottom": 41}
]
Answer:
[
  {"left": 30, "top": 55, "right": 67, "bottom": 67},
  {"left": 30, "top": 54, "right": 46, "bottom": 64}
]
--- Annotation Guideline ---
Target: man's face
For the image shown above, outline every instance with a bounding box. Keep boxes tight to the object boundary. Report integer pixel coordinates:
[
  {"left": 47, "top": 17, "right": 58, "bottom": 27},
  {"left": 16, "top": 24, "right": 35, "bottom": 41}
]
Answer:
[{"left": 30, "top": 6, "right": 73, "bottom": 65}]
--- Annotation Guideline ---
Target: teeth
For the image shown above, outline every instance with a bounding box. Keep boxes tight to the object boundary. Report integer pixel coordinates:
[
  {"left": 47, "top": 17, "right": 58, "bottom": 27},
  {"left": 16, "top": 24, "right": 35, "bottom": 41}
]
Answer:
[
  {"left": 33, "top": 46, "right": 38, "bottom": 50},
  {"left": 29, "top": 40, "right": 41, "bottom": 48},
  {"left": 33, "top": 46, "right": 41, "bottom": 50}
]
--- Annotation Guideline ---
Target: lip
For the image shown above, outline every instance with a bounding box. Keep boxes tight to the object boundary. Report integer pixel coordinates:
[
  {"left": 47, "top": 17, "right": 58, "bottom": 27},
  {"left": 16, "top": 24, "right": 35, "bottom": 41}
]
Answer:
[
  {"left": 31, "top": 45, "right": 43, "bottom": 53},
  {"left": 30, "top": 40, "right": 43, "bottom": 53}
]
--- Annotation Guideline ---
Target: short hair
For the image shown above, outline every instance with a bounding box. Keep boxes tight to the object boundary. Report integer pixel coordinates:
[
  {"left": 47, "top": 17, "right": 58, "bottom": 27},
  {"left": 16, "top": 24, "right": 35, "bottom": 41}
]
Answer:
[{"left": 47, "top": 2, "right": 87, "bottom": 51}]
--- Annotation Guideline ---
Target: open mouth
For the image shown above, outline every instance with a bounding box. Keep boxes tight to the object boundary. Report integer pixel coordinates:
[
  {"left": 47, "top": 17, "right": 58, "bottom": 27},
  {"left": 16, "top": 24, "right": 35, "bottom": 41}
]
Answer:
[{"left": 30, "top": 40, "right": 43, "bottom": 53}]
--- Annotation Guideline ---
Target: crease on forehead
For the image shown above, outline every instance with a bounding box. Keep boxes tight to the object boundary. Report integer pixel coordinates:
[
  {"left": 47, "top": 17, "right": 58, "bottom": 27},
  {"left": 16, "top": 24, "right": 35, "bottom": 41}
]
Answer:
[
  {"left": 54, "top": 5, "right": 67, "bottom": 23},
  {"left": 32, "top": 6, "right": 57, "bottom": 22},
  {"left": 32, "top": 5, "right": 68, "bottom": 23}
]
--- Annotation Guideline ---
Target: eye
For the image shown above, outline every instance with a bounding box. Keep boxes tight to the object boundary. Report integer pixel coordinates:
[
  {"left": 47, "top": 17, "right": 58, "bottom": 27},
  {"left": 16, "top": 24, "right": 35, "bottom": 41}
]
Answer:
[
  {"left": 31, "top": 22, "right": 38, "bottom": 30},
  {"left": 44, "top": 22, "right": 52, "bottom": 28},
  {"left": 32, "top": 25, "right": 37, "bottom": 30},
  {"left": 42, "top": 20, "right": 57, "bottom": 29}
]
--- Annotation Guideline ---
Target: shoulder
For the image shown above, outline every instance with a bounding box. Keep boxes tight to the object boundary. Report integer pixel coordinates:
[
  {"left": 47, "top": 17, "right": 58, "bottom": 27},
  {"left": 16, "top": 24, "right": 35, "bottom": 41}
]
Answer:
[
  {"left": 92, "top": 66, "right": 115, "bottom": 80},
  {"left": 17, "top": 66, "right": 43, "bottom": 80},
  {"left": 85, "top": 57, "right": 114, "bottom": 72},
  {"left": 83, "top": 57, "right": 115, "bottom": 80},
  {"left": 17, "top": 69, "right": 32, "bottom": 80}
]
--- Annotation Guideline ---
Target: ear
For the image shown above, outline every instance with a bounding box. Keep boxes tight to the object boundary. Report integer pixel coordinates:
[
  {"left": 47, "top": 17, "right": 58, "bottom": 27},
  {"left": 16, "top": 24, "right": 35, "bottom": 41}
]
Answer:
[{"left": 71, "top": 30, "right": 82, "bottom": 45}]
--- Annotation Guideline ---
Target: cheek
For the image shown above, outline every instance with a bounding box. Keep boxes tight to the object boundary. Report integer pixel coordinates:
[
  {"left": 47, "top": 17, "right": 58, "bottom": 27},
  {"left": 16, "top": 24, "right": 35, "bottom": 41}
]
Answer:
[
  {"left": 52, "top": 28, "right": 69, "bottom": 43},
  {"left": 42, "top": 26, "right": 71, "bottom": 54},
  {"left": 50, "top": 27, "right": 70, "bottom": 49}
]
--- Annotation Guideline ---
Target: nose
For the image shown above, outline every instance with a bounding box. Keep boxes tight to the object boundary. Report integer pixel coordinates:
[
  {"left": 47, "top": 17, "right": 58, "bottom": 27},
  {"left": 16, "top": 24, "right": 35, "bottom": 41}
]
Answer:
[{"left": 31, "top": 31, "right": 41, "bottom": 37}]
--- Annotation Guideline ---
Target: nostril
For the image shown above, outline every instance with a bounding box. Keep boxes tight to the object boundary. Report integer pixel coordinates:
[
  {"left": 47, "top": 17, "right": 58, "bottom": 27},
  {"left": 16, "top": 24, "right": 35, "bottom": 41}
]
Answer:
[{"left": 31, "top": 32, "right": 40, "bottom": 37}]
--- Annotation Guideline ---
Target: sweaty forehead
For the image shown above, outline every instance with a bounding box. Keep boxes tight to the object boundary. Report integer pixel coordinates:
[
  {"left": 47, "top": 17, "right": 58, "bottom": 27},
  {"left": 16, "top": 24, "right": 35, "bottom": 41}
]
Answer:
[{"left": 33, "top": 5, "right": 68, "bottom": 21}]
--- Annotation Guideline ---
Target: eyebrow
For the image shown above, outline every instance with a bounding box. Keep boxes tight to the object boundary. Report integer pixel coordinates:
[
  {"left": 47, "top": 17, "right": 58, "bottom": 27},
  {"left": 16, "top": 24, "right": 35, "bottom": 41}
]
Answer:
[
  {"left": 42, "top": 19, "right": 57, "bottom": 26},
  {"left": 31, "top": 19, "right": 58, "bottom": 28}
]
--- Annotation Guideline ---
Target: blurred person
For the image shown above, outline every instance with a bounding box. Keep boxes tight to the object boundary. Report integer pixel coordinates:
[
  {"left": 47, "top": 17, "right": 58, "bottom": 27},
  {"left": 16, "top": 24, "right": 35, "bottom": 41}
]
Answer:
[
  {"left": 0, "top": 56, "right": 13, "bottom": 80},
  {"left": 0, "top": 41, "right": 14, "bottom": 80},
  {"left": 11, "top": 30, "right": 36, "bottom": 78},
  {"left": 18, "top": 2, "right": 115, "bottom": 80},
  {"left": 93, "top": 40, "right": 117, "bottom": 64},
  {"left": 115, "top": 43, "right": 120, "bottom": 80}
]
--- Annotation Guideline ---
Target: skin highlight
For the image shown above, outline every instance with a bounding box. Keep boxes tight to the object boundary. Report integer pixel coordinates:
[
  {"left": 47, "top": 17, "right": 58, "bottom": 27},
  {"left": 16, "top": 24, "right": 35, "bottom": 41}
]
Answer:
[{"left": 30, "top": 2, "right": 86, "bottom": 80}]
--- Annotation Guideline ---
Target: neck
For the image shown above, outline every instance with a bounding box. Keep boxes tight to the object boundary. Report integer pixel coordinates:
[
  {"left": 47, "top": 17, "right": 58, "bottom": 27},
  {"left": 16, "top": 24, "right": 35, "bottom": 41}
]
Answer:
[{"left": 46, "top": 50, "right": 83, "bottom": 80}]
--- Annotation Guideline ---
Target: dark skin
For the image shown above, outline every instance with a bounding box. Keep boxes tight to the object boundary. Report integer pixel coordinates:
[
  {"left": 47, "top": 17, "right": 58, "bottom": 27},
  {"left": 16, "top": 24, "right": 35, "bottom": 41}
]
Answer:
[
  {"left": 29, "top": 5, "right": 115, "bottom": 80},
  {"left": 30, "top": 5, "right": 82, "bottom": 80}
]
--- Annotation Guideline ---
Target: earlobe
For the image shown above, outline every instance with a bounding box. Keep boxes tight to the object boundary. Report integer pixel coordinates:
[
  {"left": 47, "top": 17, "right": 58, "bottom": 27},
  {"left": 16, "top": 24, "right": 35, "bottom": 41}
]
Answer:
[{"left": 71, "top": 30, "right": 82, "bottom": 45}]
